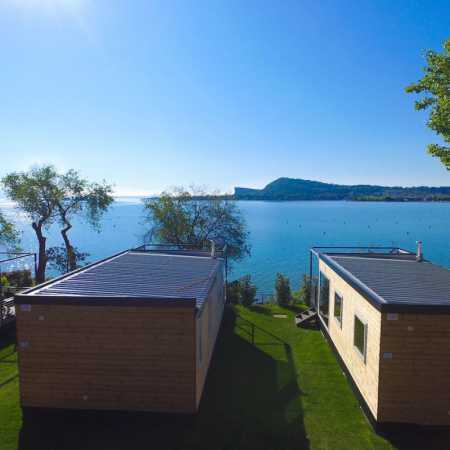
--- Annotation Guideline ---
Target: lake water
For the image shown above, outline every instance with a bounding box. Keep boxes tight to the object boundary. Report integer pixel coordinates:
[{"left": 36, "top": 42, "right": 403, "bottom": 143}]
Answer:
[{"left": 2, "top": 199, "right": 450, "bottom": 293}]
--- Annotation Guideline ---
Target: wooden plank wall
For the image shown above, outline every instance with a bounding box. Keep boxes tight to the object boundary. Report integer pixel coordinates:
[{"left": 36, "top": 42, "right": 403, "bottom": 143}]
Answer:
[
  {"left": 378, "top": 312, "right": 450, "bottom": 426},
  {"left": 195, "top": 269, "right": 225, "bottom": 408},
  {"left": 16, "top": 303, "right": 197, "bottom": 413}
]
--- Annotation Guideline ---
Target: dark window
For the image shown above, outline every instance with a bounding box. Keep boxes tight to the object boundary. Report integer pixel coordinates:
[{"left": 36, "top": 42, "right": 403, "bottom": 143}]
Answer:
[
  {"left": 318, "top": 271, "right": 330, "bottom": 327},
  {"left": 354, "top": 315, "right": 367, "bottom": 361},
  {"left": 334, "top": 292, "right": 343, "bottom": 327}
]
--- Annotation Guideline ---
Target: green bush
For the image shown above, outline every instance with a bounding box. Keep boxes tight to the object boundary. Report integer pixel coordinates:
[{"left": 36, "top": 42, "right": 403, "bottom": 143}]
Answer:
[
  {"left": 239, "top": 275, "right": 257, "bottom": 307},
  {"left": 226, "top": 275, "right": 257, "bottom": 306},
  {"left": 226, "top": 279, "right": 240, "bottom": 304},
  {"left": 2, "top": 269, "right": 33, "bottom": 287},
  {"left": 296, "top": 274, "right": 311, "bottom": 305},
  {"left": 0, "top": 275, "right": 10, "bottom": 287},
  {"left": 275, "top": 273, "right": 291, "bottom": 306}
]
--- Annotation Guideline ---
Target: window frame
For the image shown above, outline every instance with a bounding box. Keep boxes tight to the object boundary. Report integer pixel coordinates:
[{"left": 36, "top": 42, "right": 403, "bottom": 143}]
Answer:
[
  {"left": 333, "top": 291, "right": 343, "bottom": 328},
  {"left": 353, "top": 314, "right": 368, "bottom": 363}
]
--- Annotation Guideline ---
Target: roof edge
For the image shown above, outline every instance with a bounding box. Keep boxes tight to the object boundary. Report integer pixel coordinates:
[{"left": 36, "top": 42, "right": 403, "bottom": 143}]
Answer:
[
  {"left": 14, "top": 294, "right": 196, "bottom": 308},
  {"left": 19, "top": 249, "right": 131, "bottom": 296}
]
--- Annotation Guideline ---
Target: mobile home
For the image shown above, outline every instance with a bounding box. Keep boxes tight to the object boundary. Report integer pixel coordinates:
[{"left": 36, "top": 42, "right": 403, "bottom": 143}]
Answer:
[
  {"left": 311, "top": 245, "right": 450, "bottom": 427},
  {"left": 15, "top": 246, "right": 225, "bottom": 414}
]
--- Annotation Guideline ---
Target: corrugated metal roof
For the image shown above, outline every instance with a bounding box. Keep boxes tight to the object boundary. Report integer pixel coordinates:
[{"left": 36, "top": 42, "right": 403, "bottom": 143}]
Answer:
[
  {"left": 329, "top": 255, "right": 450, "bottom": 307},
  {"left": 31, "top": 251, "right": 222, "bottom": 308}
]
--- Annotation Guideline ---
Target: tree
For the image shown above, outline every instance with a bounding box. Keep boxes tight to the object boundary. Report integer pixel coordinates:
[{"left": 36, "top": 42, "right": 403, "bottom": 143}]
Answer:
[
  {"left": 46, "top": 245, "right": 89, "bottom": 275},
  {"left": 0, "top": 211, "right": 19, "bottom": 250},
  {"left": 56, "top": 170, "right": 113, "bottom": 272},
  {"left": 226, "top": 275, "right": 257, "bottom": 306},
  {"left": 275, "top": 273, "right": 291, "bottom": 306},
  {"left": 226, "top": 279, "right": 241, "bottom": 304},
  {"left": 2, "top": 165, "right": 113, "bottom": 282},
  {"left": 2, "top": 166, "right": 60, "bottom": 283},
  {"left": 143, "top": 186, "right": 250, "bottom": 261},
  {"left": 406, "top": 38, "right": 450, "bottom": 170},
  {"left": 239, "top": 275, "right": 257, "bottom": 306}
]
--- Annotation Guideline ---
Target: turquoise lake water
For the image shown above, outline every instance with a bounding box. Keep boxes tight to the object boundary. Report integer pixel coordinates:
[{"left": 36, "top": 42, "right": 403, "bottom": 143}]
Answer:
[{"left": 2, "top": 199, "right": 449, "bottom": 293}]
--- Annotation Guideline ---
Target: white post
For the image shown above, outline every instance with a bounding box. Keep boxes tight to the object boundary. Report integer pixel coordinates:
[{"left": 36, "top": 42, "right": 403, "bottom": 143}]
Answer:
[{"left": 416, "top": 240, "right": 423, "bottom": 262}]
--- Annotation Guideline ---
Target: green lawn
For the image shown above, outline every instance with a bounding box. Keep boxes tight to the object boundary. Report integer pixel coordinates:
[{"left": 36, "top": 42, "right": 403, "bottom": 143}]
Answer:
[{"left": 1, "top": 305, "right": 449, "bottom": 450}]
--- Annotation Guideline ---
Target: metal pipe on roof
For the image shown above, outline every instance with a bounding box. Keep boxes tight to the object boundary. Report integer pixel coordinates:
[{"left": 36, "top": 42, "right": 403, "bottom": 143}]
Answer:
[{"left": 416, "top": 241, "right": 423, "bottom": 262}]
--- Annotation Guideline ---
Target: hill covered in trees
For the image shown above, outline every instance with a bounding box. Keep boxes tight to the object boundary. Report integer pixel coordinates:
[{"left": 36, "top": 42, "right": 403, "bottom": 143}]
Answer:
[{"left": 234, "top": 178, "right": 450, "bottom": 201}]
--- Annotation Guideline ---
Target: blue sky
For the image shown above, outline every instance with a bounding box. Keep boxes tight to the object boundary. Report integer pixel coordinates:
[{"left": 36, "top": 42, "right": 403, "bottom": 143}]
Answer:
[{"left": 0, "top": 0, "right": 449, "bottom": 195}]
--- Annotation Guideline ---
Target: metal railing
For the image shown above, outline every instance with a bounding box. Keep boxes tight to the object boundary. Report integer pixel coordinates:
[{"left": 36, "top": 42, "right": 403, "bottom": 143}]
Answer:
[
  {"left": 0, "top": 252, "right": 37, "bottom": 278},
  {"left": 132, "top": 243, "right": 227, "bottom": 258},
  {"left": 0, "top": 296, "right": 16, "bottom": 328},
  {"left": 0, "top": 286, "right": 32, "bottom": 329}
]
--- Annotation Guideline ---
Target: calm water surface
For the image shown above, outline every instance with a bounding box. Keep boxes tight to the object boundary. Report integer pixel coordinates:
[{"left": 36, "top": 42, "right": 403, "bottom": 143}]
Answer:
[{"left": 2, "top": 199, "right": 449, "bottom": 293}]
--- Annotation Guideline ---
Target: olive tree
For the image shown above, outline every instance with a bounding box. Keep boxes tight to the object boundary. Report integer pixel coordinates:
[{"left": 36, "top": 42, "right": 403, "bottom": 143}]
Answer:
[
  {"left": 2, "top": 166, "right": 60, "bottom": 283},
  {"left": 2, "top": 165, "right": 114, "bottom": 281},
  {"left": 0, "top": 211, "right": 19, "bottom": 250},
  {"left": 143, "top": 186, "right": 250, "bottom": 261},
  {"left": 56, "top": 170, "right": 113, "bottom": 272}
]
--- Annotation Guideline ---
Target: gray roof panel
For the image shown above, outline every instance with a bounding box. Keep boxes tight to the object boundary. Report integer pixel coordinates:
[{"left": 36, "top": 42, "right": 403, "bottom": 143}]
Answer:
[
  {"left": 30, "top": 251, "right": 222, "bottom": 308},
  {"left": 328, "top": 255, "right": 450, "bottom": 307}
]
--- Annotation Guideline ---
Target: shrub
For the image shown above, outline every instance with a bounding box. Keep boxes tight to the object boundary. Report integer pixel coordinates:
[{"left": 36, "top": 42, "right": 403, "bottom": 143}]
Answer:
[
  {"left": 239, "top": 275, "right": 257, "bottom": 307},
  {"left": 1, "top": 270, "right": 32, "bottom": 287},
  {"left": 0, "top": 275, "right": 9, "bottom": 287},
  {"left": 226, "top": 280, "right": 240, "bottom": 304},
  {"left": 297, "top": 274, "right": 311, "bottom": 305},
  {"left": 275, "top": 273, "right": 291, "bottom": 306},
  {"left": 226, "top": 275, "right": 257, "bottom": 306}
]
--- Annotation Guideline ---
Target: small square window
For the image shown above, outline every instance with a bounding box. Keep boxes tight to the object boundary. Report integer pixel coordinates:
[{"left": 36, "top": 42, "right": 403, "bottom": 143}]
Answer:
[
  {"left": 354, "top": 315, "right": 367, "bottom": 362},
  {"left": 334, "top": 292, "right": 343, "bottom": 327}
]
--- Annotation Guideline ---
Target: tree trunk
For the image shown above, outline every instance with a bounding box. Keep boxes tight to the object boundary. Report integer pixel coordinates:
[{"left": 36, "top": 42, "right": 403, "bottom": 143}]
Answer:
[
  {"left": 61, "top": 222, "right": 76, "bottom": 272},
  {"left": 32, "top": 222, "right": 47, "bottom": 284}
]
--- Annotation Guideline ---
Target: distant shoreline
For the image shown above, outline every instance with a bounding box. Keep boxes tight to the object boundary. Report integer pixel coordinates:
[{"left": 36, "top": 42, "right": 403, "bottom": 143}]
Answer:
[{"left": 119, "top": 195, "right": 450, "bottom": 203}]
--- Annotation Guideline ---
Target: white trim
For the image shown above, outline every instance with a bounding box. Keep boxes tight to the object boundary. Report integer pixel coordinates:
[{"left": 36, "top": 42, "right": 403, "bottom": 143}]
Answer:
[
  {"left": 333, "top": 291, "right": 344, "bottom": 329},
  {"left": 353, "top": 313, "right": 368, "bottom": 364}
]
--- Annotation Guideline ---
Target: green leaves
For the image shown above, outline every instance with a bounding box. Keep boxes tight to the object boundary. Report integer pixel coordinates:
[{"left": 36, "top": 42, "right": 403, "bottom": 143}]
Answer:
[
  {"left": 1, "top": 165, "right": 114, "bottom": 278},
  {"left": 406, "top": 38, "right": 450, "bottom": 170},
  {"left": 142, "top": 186, "right": 250, "bottom": 261},
  {"left": 0, "top": 211, "right": 20, "bottom": 250},
  {"left": 275, "top": 273, "right": 291, "bottom": 306}
]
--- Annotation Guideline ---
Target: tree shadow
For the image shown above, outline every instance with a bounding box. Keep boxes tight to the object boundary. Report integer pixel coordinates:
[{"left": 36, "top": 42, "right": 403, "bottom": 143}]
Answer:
[
  {"left": 247, "top": 305, "right": 273, "bottom": 316},
  {"left": 283, "top": 304, "right": 308, "bottom": 314},
  {"left": 19, "top": 308, "right": 309, "bottom": 450}
]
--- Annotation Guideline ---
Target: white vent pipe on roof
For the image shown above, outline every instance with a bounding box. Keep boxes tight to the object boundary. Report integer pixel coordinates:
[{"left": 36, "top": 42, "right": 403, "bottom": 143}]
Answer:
[{"left": 416, "top": 241, "right": 423, "bottom": 262}]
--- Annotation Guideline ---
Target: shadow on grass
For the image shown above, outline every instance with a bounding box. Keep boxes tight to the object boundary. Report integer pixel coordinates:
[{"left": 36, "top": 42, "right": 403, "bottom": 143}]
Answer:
[
  {"left": 19, "top": 308, "right": 309, "bottom": 450},
  {"left": 247, "top": 304, "right": 273, "bottom": 316},
  {"left": 282, "top": 304, "right": 308, "bottom": 314}
]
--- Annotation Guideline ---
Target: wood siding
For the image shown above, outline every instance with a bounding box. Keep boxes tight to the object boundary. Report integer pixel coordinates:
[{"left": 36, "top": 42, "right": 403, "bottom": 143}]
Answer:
[
  {"left": 195, "top": 269, "right": 225, "bottom": 408},
  {"left": 16, "top": 304, "right": 197, "bottom": 413},
  {"left": 378, "top": 312, "right": 450, "bottom": 426},
  {"left": 319, "top": 260, "right": 382, "bottom": 419}
]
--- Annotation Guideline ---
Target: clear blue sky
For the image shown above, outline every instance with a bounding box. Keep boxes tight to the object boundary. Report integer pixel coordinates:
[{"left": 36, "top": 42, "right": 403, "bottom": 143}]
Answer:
[{"left": 0, "top": 0, "right": 449, "bottom": 195}]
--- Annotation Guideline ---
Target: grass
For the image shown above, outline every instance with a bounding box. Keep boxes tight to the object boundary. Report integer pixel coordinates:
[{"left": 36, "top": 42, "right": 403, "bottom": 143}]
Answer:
[{"left": 1, "top": 305, "right": 449, "bottom": 450}]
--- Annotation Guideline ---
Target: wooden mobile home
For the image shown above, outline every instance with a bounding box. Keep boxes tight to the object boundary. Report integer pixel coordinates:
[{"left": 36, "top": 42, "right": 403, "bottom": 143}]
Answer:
[
  {"left": 15, "top": 247, "right": 225, "bottom": 414},
  {"left": 311, "top": 246, "right": 450, "bottom": 428}
]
